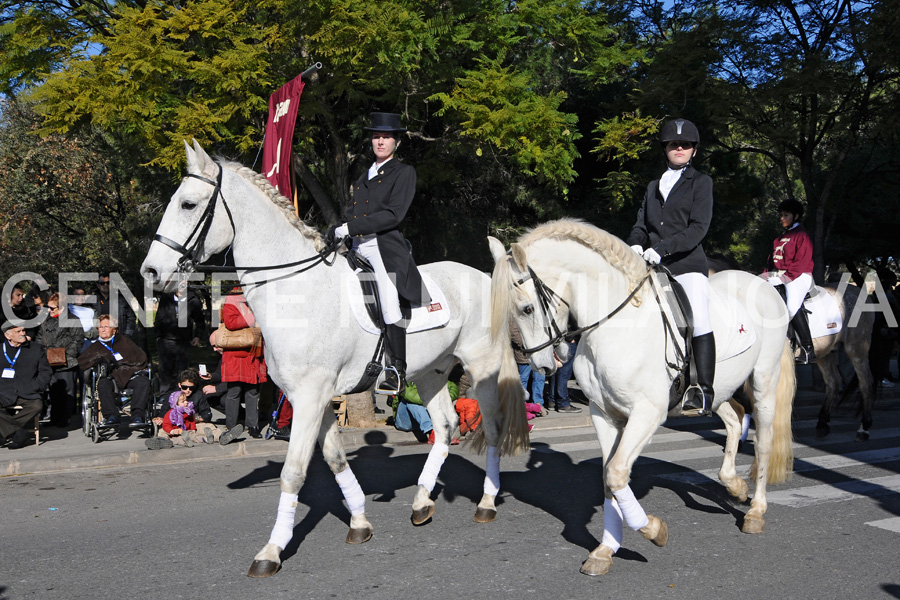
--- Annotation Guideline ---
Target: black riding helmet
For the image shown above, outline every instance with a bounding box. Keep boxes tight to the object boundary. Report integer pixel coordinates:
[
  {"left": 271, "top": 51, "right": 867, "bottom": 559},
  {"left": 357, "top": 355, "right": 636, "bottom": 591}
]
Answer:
[
  {"left": 659, "top": 119, "right": 700, "bottom": 145},
  {"left": 778, "top": 199, "right": 804, "bottom": 219}
]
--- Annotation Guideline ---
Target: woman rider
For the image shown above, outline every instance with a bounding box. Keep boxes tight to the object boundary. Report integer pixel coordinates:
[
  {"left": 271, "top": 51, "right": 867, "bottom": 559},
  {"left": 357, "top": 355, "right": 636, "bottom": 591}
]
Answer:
[
  {"left": 765, "top": 199, "right": 816, "bottom": 363},
  {"left": 626, "top": 118, "right": 716, "bottom": 416},
  {"left": 329, "top": 112, "right": 430, "bottom": 394}
]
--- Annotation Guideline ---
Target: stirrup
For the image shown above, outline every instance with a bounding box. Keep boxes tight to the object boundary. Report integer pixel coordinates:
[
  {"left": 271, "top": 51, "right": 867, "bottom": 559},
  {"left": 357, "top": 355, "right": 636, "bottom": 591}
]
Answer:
[
  {"left": 795, "top": 346, "right": 816, "bottom": 365},
  {"left": 681, "top": 385, "right": 711, "bottom": 416},
  {"left": 375, "top": 366, "right": 405, "bottom": 395}
]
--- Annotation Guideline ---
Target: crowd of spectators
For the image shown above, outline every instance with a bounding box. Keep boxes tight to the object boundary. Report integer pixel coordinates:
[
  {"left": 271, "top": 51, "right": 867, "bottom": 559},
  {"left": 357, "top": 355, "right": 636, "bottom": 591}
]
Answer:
[{"left": 0, "top": 275, "right": 268, "bottom": 450}]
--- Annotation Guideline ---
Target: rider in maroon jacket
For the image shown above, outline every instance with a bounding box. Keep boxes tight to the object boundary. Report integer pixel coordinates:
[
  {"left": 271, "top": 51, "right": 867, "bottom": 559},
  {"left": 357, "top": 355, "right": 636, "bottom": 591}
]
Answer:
[{"left": 765, "top": 199, "right": 816, "bottom": 363}]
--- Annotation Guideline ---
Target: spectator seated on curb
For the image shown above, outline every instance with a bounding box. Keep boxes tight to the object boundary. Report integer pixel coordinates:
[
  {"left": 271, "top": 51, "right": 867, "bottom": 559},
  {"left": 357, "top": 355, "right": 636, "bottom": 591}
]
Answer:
[
  {"left": 146, "top": 390, "right": 243, "bottom": 450},
  {"left": 0, "top": 321, "right": 51, "bottom": 449},
  {"left": 390, "top": 381, "right": 459, "bottom": 445}
]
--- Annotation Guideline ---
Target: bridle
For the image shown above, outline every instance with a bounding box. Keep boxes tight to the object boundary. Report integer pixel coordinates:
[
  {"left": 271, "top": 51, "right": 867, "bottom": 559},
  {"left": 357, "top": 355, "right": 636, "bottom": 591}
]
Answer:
[
  {"left": 150, "top": 160, "right": 341, "bottom": 286},
  {"left": 152, "top": 164, "right": 234, "bottom": 274},
  {"left": 513, "top": 263, "right": 652, "bottom": 356}
]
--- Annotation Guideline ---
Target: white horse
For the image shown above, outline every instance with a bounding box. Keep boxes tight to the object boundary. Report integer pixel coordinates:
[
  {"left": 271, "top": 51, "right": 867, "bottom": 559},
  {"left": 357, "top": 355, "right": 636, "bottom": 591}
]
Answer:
[
  {"left": 140, "top": 141, "right": 528, "bottom": 577},
  {"left": 489, "top": 219, "right": 796, "bottom": 576}
]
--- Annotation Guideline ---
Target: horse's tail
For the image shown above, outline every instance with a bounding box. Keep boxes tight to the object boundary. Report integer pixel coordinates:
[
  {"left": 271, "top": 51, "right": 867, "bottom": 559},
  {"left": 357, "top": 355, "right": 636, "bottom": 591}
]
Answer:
[
  {"left": 469, "top": 341, "right": 530, "bottom": 456},
  {"left": 766, "top": 339, "right": 796, "bottom": 484}
]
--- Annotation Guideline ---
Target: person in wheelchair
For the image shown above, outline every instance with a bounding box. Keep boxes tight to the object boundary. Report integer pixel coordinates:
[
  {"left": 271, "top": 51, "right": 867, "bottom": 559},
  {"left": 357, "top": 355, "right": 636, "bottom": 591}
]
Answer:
[{"left": 77, "top": 314, "right": 151, "bottom": 427}]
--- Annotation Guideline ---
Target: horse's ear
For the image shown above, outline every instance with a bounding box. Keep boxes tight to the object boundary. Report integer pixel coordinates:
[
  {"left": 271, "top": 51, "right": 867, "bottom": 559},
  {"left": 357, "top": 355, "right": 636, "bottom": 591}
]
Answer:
[
  {"left": 487, "top": 236, "right": 507, "bottom": 263},
  {"left": 187, "top": 139, "right": 214, "bottom": 175},
  {"left": 510, "top": 243, "right": 528, "bottom": 272},
  {"left": 184, "top": 139, "right": 196, "bottom": 169}
]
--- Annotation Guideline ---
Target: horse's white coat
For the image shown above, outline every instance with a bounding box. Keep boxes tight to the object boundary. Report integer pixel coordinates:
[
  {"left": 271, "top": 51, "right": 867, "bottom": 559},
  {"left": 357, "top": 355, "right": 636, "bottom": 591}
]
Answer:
[{"left": 141, "top": 141, "right": 527, "bottom": 575}]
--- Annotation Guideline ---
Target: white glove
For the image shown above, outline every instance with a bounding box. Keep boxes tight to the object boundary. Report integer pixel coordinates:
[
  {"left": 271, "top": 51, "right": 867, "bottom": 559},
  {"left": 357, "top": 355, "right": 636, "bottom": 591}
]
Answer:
[
  {"left": 335, "top": 223, "right": 349, "bottom": 239},
  {"left": 629, "top": 244, "right": 643, "bottom": 255},
  {"left": 768, "top": 276, "right": 782, "bottom": 285},
  {"left": 642, "top": 247, "right": 661, "bottom": 265}
]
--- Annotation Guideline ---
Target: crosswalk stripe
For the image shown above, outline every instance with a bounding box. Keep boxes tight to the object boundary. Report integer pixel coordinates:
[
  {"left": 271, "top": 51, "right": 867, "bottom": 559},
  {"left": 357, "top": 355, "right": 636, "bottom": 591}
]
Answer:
[
  {"left": 765, "top": 474, "right": 900, "bottom": 507},
  {"left": 658, "top": 447, "right": 900, "bottom": 485},
  {"left": 865, "top": 517, "right": 900, "bottom": 533}
]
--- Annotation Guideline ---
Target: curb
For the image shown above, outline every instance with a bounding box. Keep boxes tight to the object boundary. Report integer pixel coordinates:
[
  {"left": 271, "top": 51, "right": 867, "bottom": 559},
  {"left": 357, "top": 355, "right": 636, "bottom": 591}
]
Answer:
[{"left": 5, "top": 389, "right": 896, "bottom": 477}]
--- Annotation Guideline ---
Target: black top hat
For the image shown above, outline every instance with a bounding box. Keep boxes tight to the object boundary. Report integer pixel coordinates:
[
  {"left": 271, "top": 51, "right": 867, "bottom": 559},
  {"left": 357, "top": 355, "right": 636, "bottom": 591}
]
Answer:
[{"left": 364, "top": 112, "right": 407, "bottom": 133}]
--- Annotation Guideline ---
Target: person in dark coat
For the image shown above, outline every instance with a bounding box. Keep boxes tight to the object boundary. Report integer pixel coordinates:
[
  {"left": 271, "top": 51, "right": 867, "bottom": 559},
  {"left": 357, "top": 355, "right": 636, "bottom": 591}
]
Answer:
[
  {"left": 0, "top": 321, "right": 51, "bottom": 449},
  {"left": 93, "top": 273, "right": 137, "bottom": 339},
  {"left": 36, "top": 293, "right": 85, "bottom": 427},
  {"left": 77, "top": 314, "right": 150, "bottom": 427},
  {"left": 327, "top": 112, "right": 431, "bottom": 395},
  {"left": 626, "top": 118, "right": 715, "bottom": 416},
  {"left": 153, "top": 280, "right": 207, "bottom": 396}
]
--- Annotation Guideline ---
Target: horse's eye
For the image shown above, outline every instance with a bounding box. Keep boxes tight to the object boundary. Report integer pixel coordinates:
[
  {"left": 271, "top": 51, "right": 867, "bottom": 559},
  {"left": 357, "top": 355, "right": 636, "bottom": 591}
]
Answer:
[
  {"left": 181, "top": 200, "right": 198, "bottom": 210},
  {"left": 523, "top": 305, "right": 534, "bottom": 315}
]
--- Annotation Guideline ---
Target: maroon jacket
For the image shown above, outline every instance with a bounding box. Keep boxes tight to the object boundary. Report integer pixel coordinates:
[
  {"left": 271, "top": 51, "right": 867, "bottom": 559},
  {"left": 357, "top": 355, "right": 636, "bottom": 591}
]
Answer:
[
  {"left": 220, "top": 294, "right": 267, "bottom": 384},
  {"left": 767, "top": 223, "right": 814, "bottom": 282}
]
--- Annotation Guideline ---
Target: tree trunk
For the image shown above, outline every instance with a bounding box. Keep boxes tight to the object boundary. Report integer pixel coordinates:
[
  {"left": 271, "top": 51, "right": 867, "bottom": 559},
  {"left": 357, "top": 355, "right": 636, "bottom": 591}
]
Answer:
[{"left": 291, "top": 154, "right": 340, "bottom": 224}]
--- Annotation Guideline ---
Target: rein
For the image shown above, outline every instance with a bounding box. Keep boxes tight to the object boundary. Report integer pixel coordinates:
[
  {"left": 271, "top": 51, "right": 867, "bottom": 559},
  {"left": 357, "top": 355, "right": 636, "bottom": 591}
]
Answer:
[
  {"left": 515, "top": 264, "right": 653, "bottom": 356},
  {"left": 151, "top": 160, "right": 341, "bottom": 287}
]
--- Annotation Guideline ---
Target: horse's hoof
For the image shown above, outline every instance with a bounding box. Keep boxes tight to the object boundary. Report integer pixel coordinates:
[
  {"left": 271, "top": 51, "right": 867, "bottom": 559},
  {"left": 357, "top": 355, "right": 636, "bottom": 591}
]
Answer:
[
  {"left": 345, "top": 526, "right": 373, "bottom": 544},
  {"left": 815, "top": 425, "right": 830, "bottom": 439},
  {"left": 741, "top": 515, "right": 765, "bottom": 534},
  {"left": 473, "top": 507, "right": 497, "bottom": 523},
  {"left": 855, "top": 430, "right": 870, "bottom": 442},
  {"left": 411, "top": 504, "right": 435, "bottom": 526},
  {"left": 581, "top": 546, "right": 614, "bottom": 576},
  {"left": 247, "top": 559, "right": 281, "bottom": 578},
  {"left": 639, "top": 514, "right": 668, "bottom": 547}
]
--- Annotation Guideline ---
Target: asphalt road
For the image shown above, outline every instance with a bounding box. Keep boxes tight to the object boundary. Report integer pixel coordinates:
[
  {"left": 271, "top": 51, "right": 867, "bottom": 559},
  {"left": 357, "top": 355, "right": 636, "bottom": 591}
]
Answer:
[{"left": 2, "top": 401, "right": 899, "bottom": 600}]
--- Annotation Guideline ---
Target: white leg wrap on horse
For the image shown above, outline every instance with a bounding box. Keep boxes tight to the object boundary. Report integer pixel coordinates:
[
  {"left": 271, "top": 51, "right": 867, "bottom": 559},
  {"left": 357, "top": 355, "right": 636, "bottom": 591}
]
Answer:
[
  {"left": 740, "top": 413, "right": 751, "bottom": 442},
  {"left": 601, "top": 497, "right": 624, "bottom": 554},
  {"left": 417, "top": 442, "right": 450, "bottom": 492},
  {"left": 483, "top": 445, "right": 501, "bottom": 496},
  {"left": 267, "top": 491, "right": 299, "bottom": 549},
  {"left": 612, "top": 485, "right": 649, "bottom": 531},
  {"left": 335, "top": 467, "right": 366, "bottom": 516}
]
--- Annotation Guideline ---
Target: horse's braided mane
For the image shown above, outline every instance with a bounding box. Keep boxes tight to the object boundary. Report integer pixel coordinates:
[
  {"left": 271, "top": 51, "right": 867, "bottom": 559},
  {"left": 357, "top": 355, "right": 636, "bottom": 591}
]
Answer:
[
  {"left": 517, "top": 218, "right": 647, "bottom": 293},
  {"left": 221, "top": 161, "right": 325, "bottom": 252}
]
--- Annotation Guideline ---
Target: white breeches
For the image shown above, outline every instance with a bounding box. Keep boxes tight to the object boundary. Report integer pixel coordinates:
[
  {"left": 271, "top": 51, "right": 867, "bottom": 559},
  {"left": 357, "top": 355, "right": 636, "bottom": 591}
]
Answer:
[
  {"left": 353, "top": 234, "right": 402, "bottom": 325},
  {"left": 783, "top": 273, "right": 812, "bottom": 317},
  {"left": 675, "top": 272, "right": 712, "bottom": 336}
]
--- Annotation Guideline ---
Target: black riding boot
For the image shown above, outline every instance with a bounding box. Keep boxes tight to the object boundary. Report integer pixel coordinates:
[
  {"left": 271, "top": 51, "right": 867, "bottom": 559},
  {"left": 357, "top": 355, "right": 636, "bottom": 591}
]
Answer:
[
  {"left": 683, "top": 332, "right": 716, "bottom": 416},
  {"left": 378, "top": 323, "right": 407, "bottom": 395},
  {"left": 790, "top": 310, "right": 816, "bottom": 364}
]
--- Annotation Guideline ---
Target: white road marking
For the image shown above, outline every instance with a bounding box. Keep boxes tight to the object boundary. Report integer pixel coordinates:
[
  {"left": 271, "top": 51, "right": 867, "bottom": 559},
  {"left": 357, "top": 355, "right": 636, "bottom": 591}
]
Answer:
[{"left": 865, "top": 517, "right": 900, "bottom": 534}]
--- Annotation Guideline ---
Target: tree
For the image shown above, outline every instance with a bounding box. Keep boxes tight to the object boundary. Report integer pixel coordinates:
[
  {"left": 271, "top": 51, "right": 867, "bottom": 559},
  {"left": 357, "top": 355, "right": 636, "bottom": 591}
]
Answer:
[
  {"left": 592, "top": 0, "right": 900, "bottom": 279},
  {"left": 0, "top": 100, "right": 159, "bottom": 286},
  {"left": 1, "top": 0, "right": 643, "bottom": 268}
]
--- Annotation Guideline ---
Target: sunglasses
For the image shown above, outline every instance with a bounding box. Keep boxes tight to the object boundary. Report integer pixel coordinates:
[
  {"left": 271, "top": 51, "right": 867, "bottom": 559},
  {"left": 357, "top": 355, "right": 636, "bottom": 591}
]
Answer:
[
  {"left": 666, "top": 141, "right": 695, "bottom": 149},
  {"left": 98, "top": 281, "right": 110, "bottom": 286},
  {"left": 179, "top": 384, "right": 196, "bottom": 390}
]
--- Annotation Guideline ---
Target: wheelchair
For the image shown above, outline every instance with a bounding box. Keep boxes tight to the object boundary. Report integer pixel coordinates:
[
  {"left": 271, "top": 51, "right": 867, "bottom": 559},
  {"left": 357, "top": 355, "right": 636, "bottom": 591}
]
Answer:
[{"left": 81, "top": 362, "right": 163, "bottom": 443}]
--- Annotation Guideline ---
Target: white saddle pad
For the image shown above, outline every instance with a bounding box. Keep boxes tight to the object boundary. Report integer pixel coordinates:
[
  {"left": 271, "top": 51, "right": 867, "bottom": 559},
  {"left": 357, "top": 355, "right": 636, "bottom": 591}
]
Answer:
[
  {"left": 652, "top": 272, "right": 755, "bottom": 364},
  {"left": 804, "top": 286, "right": 842, "bottom": 338},
  {"left": 345, "top": 270, "right": 451, "bottom": 335},
  {"left": 709, "top": 288, "right": 757, "bottom": 362}
]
